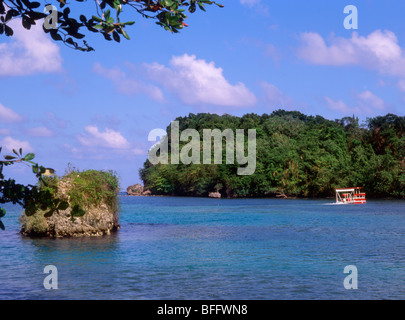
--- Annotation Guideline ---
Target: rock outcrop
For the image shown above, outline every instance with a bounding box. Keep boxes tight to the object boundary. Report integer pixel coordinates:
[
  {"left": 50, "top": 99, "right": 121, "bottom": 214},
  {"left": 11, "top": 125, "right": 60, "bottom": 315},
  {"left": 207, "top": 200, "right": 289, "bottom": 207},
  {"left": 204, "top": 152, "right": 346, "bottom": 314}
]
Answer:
[
  {"left": 276, "top": 192, "right": 288, "bottom": 199},
  {"left": 142, "top": 189, "right": 152, "bottom": 196},
  {"left": 127, "top": 183, "right": 144, "bottom": 196},
  {"left": 19, "top": 174, "right": 120, "bottom": 238},
  {"left": 126, "top": 184, "right": 152, "bottom": 196},
  {"left": 20, "top": 203, "right": 120, "bottom": 238},
  {"left": 208, "top": 192, "right": 221, "bottom": 199}
]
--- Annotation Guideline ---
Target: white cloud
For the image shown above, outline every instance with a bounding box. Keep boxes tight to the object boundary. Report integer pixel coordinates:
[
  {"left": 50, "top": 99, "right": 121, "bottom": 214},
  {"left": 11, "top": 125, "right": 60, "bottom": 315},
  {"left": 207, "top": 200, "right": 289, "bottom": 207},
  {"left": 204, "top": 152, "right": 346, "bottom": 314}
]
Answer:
[
  {"left": 239, "top": 0, "right": 269, "bottom": 16},
  {"left": 242, "top": 37, "right": 279, "bottom": 61},
  {"left": 0, "top": 19, "right": 62, "bottom": 76},
  {"left": 78, "top": 126, "right": 131, "bottom": 150},
  {"left": 27, "top": 127, "right": 54, "bottom": 137},
  {"left": 298, "top": 32, "right": 356, "bottom": 66},
  {"left": 324, "top": 97, "right": 361, "bottom": 115},
  {"left": 93, "top": 63, "right": 165, "bottom": 102},
  {"left": 45, "top": 112, "right": 68, "bottom": 129},
  {"left": 324, "top": 91, "right": 388, "bottom": 116},
  {"left": 94, "top": 55, "right": 257, "bottom": 108},
  {"left": 298, "top": 30, "right": 405, "bottom": 105},
  {"left": 61, "top": 144, "right": 82, "bottom": 159},
  {"left": 261, "top": 82, "right": 295, "bottom": 109},
  {"left": 297, "top": 30, "right": 405, "bottom": 78},
  {"left": 398, "top": 80, "right": 405, "bottom": 92},
  {"left": 132, "top": 148, "right": 146, "bottom": 156},
  {"left": 144, "top": 54, "right": 257, "bottom": 107},
  {"left": 240, "top": 0, "right": 261, "bottom": 6},
  {"left": 0, "top": 136, "right": 34, "bottom": 153},
  {"left": 356, "top": 90, "right": 387, "bottom": 112},
  {"left": 0, "top": 103, "right": 23, "bottom": 123},
  {"left": 0, "top": 128, "right": 11, "bottom": 136}
]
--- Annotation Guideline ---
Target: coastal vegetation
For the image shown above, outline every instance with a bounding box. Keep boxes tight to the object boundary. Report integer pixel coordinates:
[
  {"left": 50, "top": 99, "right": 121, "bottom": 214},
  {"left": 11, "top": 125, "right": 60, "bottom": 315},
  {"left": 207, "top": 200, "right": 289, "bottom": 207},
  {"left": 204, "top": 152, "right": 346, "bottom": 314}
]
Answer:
[
  {"left": 19, "top": 166, "right": 120, "bottom": 237},
  {"left": 60, "top": 166, "right": 120, "bottom": 217},
  {"left": 0, "top": 149, "right": 66, "bottom": 230},
  {"left": 0, "top": 0, "right": 224, "bottom": 51},
  {"left": 0, "top": 147, "right": 120, "bottom": 234},
  {"left": 140, "top": 110, "right": 405, "bottom": 198}
]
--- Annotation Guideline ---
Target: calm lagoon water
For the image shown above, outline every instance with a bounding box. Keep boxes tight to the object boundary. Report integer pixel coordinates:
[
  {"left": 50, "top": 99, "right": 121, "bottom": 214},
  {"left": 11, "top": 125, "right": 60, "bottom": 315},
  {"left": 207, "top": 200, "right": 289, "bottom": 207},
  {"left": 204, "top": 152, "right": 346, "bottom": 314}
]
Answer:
[{"left": 0, "top": 196, "right": 404, "bottom": 300}]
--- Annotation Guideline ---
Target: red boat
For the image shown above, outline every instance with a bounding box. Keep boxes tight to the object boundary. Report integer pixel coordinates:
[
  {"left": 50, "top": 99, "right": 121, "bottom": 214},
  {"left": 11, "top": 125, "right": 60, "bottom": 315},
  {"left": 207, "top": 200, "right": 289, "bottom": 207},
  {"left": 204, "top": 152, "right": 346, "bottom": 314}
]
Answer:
[{"left": 335, "top": 187, "right": 366, "bottom": 204}]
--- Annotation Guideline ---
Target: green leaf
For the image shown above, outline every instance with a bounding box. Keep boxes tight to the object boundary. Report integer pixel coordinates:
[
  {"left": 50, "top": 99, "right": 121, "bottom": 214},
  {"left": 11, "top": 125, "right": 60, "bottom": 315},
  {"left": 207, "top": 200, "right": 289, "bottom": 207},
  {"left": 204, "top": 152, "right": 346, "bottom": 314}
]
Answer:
[
  {"left": 25, "top": 201, "right": 38, "bottom": 216},
  {"left": 58, "top": 201, "right": 69, "bottom": 211},
  {"left": 104, "top": 9, "right": 111, "bottom": 20},
  {"left": 0, "top": 208, "right": 6, "bottom": 218},
  {"left": 164, "top": 0, "right": 174, "bottom": 6},
  {"left": 63, "top": 7, "right": 70, "bottom": 17},
  {"left": 71, "top": 205, "right": 86, "bottom": 217},
  {"left": 39, "top": 202, "right": 49, "bottom": 211},
  {"left": 44, "top": 209, "right": 55, "bottom": 218},
  {"left": 71, "top": 32, "right": 86, "bottom": 40},
  {"left": 50, "top": 30, "right": 63, "bottom": 41},
  {"left": 112, "top": 30, "right": 120, "bottom": 42},
  {"left": 22, "top": 1, "right": 41, "bottom": 9},
  {"left": 121, "top": 29, "right": 130, "bottom": 40},
  {"left": 92, "top": 15, "right": 103, "bottom": 22},
  {"left": 32, "top": 164, "right": 39, "bottom": 174},
  {"left": 24, "top": 153, "right": 35, "bottom": 161},
  {"left": 66, "top": 37, "right": 75, "bottom": 45}
]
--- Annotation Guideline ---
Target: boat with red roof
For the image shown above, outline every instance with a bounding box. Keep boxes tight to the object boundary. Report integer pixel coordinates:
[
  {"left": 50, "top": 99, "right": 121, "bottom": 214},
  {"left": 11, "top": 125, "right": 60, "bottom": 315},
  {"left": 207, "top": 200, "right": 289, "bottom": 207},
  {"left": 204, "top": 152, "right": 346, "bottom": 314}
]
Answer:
[{"left": 335, "top": 187, "right": 366, "bottom": 204}]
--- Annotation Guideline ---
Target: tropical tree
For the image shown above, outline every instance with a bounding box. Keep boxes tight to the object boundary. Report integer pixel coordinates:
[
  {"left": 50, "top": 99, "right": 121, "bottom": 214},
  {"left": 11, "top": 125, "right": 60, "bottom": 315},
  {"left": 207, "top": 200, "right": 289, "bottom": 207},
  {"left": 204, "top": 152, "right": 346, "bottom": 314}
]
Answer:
[
  {"left": 0, "top": 0, "right": 223, "bottom": 51},
  {"left": 0, "top": 1, "right": 224, "bottom": 230},
  {"left": 140, "top": 111, "right": 405, "bottom": 199},
  {"left": 0, "top": 148, "right": 69, "bottom": 230}
]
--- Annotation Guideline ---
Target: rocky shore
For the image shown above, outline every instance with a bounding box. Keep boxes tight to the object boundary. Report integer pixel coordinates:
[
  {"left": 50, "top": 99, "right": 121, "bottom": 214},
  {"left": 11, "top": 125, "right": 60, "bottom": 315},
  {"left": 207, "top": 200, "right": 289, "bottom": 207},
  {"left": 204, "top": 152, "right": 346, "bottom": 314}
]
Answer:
[
  {"left": 20, "top": 173, "right": 120, "bottom": 238},
  {"left": 20, "top": 203, "right": 120, "bottom": 238},
  {"left": 126, "top": 183, "right": 293, "bottom": 199},
  {"left": 126, "top": 183, "right": 152, "bottom": 196}
]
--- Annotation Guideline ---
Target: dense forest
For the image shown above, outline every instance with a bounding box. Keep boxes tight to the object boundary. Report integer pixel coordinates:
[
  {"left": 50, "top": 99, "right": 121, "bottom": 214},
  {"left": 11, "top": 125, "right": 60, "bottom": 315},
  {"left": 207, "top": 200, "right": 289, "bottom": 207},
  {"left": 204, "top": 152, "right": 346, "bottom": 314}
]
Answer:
[{"left": 140, "top": 111, "right": 404, "bottom": 198}]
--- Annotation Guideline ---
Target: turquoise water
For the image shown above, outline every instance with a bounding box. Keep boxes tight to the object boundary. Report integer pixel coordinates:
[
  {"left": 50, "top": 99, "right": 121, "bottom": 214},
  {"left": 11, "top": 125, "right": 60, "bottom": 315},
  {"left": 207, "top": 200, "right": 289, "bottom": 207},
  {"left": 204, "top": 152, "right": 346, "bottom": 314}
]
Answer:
[{"left": 0, "top": 197, "right": 404, "bottom": 300}]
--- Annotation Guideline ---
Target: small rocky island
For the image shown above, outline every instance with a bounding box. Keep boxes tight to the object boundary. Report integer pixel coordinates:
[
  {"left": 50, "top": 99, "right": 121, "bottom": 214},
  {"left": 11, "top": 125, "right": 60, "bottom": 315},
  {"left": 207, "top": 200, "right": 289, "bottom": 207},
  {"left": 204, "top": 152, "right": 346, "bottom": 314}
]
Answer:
[
  {"left": 20, "top": 169, "right": 120, "bottom": 238},
  {"left": 208, "top": 192, "right": 221, "bottom": 199},
  {"left": 126, "top": 183, "right": 224, "bottom": 198},
  {"left": 126, "top": 183, "right": 152, "bottom": 196}
]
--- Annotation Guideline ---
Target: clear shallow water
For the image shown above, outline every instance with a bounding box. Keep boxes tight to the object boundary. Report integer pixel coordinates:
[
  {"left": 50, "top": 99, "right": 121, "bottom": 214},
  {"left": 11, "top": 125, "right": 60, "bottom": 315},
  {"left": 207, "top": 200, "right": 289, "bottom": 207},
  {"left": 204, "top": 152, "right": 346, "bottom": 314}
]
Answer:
[{"left": 0, "top": 197, "right": 404, "bottom": 300}]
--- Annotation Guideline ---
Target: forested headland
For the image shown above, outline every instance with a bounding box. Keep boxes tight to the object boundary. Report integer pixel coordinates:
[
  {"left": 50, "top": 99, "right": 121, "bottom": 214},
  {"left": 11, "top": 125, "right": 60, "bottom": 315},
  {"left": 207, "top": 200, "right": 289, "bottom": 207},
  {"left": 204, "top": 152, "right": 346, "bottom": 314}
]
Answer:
[{"left": 140, "top": 111, "right": 404, "bottom": 198}]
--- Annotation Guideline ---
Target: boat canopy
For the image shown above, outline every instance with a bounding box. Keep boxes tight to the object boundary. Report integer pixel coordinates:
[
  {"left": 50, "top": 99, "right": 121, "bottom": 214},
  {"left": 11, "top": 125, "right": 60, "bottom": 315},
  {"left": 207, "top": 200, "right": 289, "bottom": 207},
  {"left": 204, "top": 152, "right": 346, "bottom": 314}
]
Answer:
[{"left": 335, "top": 188, "right": 355, "bottom": 192}]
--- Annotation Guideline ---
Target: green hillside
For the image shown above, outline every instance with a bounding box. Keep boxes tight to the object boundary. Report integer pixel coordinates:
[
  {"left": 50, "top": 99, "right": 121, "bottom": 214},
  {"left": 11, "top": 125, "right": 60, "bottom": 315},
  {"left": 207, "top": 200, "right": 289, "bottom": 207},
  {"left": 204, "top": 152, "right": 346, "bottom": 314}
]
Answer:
[{"left": 140, "top": 111, "right": 404, "bottom": 198}]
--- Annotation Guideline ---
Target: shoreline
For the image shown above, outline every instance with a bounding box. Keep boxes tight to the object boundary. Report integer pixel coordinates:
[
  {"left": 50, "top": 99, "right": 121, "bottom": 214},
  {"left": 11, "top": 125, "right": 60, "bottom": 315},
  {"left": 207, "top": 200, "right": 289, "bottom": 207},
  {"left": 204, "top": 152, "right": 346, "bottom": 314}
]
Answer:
[{"left": 119, "top": 193, "right": 404, "bottom": 200}]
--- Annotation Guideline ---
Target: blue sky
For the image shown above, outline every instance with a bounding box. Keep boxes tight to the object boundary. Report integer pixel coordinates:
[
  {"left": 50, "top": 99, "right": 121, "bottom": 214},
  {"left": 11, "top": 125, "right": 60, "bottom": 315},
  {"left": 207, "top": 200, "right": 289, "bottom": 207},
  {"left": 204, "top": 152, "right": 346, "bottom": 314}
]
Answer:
[{"left": 1, "top": 0, "right": 405, "bottom": 189}]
